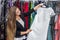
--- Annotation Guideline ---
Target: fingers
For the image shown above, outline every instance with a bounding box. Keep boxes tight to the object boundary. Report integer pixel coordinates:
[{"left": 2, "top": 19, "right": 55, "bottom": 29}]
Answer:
[
  {"left": 28, "top": 29, "right": 32, "bottom": 32},
  {"left": 34, "top": 3, "right": 44, "bottom": 10},
  {"left": 39, "top": 3, "right": 44, "bottom": 7},
  {"left": 26, "top": 29, "right": 32, "bottom": 34}
]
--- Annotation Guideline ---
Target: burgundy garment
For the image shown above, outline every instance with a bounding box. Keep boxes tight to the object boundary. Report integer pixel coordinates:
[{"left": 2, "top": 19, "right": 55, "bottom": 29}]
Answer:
[
  {"left": 55, "top": 14, "right": 60, "bottom": 40},
  {"left": 22, "top": 2, "right": 29, "bottom": 29},
  {"left": 15, "top": 0, "right": 20, "bottom": 8}
]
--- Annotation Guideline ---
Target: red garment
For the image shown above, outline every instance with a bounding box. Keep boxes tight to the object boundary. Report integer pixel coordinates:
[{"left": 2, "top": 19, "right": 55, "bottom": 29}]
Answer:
[
  {"left": 55, "top": 14, "right": 60, "bottom": 40},
  {"left": 22, "top": 2, "right": 29, "bottom": 29},
  {"left": 55, "top": 15, "right": 60, "bottom": 30},
  {"left": 23, "top": 2, "right": 29, "bottom": 13},
  {"left": 55, "top": 31, "right": 60, "bottom": 40}
]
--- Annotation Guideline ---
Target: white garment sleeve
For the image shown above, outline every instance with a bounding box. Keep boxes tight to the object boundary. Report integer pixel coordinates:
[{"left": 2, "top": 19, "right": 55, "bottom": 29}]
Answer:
[{"left": 48, "top": 7, "right": 55, "bottom": 17}]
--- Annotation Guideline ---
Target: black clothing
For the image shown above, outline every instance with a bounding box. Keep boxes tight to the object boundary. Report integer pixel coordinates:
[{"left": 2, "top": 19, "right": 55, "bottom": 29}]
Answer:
[{"left": 15, "top": 9, "right": 35, "bottom": 38}]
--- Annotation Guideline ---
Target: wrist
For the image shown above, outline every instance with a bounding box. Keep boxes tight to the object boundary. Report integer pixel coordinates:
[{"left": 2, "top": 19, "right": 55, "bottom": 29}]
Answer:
[{"left": 25, "top": 31, "right": 28, "bottom": 34}]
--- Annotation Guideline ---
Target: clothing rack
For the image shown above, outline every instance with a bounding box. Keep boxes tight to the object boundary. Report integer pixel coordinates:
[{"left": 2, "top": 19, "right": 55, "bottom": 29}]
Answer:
[{"left": 0, "top": 0, "right": 60, "bottom": 40}]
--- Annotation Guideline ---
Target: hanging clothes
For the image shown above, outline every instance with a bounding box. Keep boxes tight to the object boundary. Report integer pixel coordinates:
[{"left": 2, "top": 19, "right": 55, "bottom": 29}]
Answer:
[
  {"left": 8, "top": 0, "right": 13, "bottom": 7},
  {"left": 29, "top": 1, "right": 38, "bottom": 28},
  {"left": 27, "top": 7, "right": 55, "bottom": 40},
  {"left": 47, "top": 25, "right": 52, "bottom": 40},
  {"left": 30, "top": 1, "right": 34, "bottom": 24},
  {"left": 47, "top": 16, "right": 55, "bottom": 40},
  {"left": 31, "top": 2, "right": 35, "bottom": 22},
  {"left": 29, "top": 1, "right": 36, "bottom": 28},
  {"left": 0, "top": 0, "right": 2, "bottom": 22},
  {"left": 28, "top": 1, "right": 31, "bottom": 28},
  {"left": 23, "top": 2, "right": 29, "bottom": 13},
  {"left": 0, "top": 0, "right": 5, "bottom": 40},
  {"left": 55, "top": 14, "right": 60, "bottom": 30},
  {"left": 29, "top": 1, "right": 39, "bottom": 28},
  {"left": 22, "top": 2, "right": 29, "bottom": 29},
  {"left": 55, "top": 14, "right": 60, "bottom": 40},
  {"left": 50, "top": 16, "right": 55, "bottom": 40},
  {"left": 0, "top": 0, "right": 5, "bottom": 22},
  {"left": 15, "top": 0, "right": 20, "bottom": 9}
]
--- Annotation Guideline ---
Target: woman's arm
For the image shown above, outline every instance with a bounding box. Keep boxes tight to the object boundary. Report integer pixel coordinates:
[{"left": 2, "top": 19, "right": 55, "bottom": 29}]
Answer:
[
  {"left": 22, "top": 8, "right": 35, "bottom": 16},
  {"left": 20, "top": 29, "right": 32, "bottom": 35},
  {"left": 22, "top": 3, "right": 43, "bottom": 17}
]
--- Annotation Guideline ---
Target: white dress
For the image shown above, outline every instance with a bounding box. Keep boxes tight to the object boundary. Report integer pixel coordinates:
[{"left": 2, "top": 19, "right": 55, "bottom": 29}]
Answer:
[{"left": 27, "top": 7, "right": 55, "bottom": 40}]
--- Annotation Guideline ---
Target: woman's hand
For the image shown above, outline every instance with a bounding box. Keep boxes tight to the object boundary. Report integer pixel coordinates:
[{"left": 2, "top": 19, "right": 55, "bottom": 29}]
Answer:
[
  {"left": 26, "top": 29, "right": 32, "bottom": 34},
  {"left": 34, "top": 3, "right": 44, "bottom": 10},
  {"left": 20, "top": 29, "right": 32, "bottom": 35}
]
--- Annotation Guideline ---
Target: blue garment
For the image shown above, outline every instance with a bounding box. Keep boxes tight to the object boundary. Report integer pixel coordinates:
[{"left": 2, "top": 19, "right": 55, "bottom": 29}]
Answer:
[
  {"left": 47, "top": 25, "right": 52, "bottom": 40},
  {"left": 47, "top": 16, "right": 55, "bottom": 40}
]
